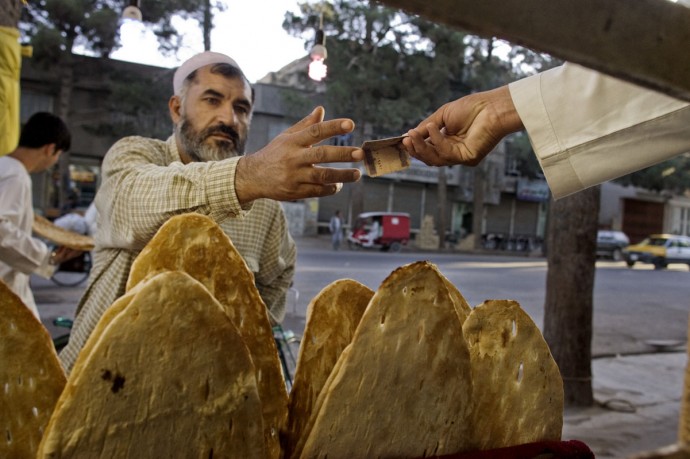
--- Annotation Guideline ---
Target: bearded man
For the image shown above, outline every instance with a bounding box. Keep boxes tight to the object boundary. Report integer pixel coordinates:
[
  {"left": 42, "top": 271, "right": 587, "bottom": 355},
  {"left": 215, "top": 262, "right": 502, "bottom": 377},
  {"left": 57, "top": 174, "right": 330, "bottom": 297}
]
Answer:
[{"left": 59, "top": 52, "right": 364, "bottom": 373}]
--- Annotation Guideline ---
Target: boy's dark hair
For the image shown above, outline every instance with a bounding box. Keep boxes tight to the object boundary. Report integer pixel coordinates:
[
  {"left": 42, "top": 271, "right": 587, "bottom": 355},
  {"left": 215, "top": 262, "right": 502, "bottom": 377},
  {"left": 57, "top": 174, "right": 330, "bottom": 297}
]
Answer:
[{"left": 19, "top": 112, "right": 71, "bottom": 152}]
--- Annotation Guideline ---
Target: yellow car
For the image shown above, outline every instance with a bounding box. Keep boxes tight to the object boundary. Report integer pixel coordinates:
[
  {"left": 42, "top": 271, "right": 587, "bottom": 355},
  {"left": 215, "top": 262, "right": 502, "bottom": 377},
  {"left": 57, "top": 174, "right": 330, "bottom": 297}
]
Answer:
[{"left": 623, "top": 234, "right": 690, "bottom": 269}]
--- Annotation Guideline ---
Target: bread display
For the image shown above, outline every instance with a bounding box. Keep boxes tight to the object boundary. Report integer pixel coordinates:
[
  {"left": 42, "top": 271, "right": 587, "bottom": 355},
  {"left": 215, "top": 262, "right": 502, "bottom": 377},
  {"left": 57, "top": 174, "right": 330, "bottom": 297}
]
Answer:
[{"left": 6, "top": 213, "right": 574, "bottom": 458}]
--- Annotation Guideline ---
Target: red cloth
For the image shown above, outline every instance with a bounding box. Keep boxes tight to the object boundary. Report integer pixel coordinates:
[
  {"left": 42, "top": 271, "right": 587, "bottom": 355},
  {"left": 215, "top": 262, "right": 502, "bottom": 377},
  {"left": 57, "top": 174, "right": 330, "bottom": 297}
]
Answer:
[{"left": 431, "top": 440, "right": 595, "bottom": 459}]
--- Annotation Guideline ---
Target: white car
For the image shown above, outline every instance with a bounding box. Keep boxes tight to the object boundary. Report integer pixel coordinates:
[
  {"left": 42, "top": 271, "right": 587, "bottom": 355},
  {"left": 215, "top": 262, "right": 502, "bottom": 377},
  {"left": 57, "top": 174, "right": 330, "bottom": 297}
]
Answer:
[
  {"left": 623, "top": 234, "right": 690, "bottom": 269},
  {"left": 596, "top": 230, "right": 630, "bottom": 261}
]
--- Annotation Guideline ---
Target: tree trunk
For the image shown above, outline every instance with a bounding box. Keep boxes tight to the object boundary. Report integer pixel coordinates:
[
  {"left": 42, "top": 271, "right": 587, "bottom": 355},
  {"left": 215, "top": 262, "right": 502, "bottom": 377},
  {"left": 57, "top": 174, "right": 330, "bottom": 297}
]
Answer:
[
  {"left": 202, "top": 0, "right": 212, "bottom": 51},
  {"left": 56, "top": 52, "right": 74, "bottom": 212},
  {"left": 437, "top": 166, "right": 447, "bottom": 249},
  {"left": 1, "top": 0, "right": 22, "bottom": 26},
  {"left": 543, "top": 185, "right": 600, "bottom": 407},
  {"left": 472, "top": 165, "right": 485, "bottom": 250}
]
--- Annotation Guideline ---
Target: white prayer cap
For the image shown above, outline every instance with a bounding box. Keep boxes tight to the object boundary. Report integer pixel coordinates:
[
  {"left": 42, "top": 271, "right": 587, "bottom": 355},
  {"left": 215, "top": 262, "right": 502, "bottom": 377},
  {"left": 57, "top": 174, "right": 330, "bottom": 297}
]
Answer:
[{"left": 173, "top": 51, "right": 244, "bottom": 95}]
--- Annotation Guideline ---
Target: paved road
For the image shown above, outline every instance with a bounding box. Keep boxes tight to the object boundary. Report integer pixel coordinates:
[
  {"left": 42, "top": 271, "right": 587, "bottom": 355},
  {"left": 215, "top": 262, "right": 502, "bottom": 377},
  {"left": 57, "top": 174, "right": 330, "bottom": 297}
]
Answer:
[{"left": 287, "top": 238, "right": 690, "bottom": 358}]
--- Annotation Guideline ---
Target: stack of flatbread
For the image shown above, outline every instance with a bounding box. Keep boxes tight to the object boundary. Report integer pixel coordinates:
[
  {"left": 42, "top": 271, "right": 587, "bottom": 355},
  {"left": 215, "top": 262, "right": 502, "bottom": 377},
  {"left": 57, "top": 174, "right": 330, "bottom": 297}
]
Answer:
[
  {"left": 285, "top": 261, "right": 565, "bottom": 458},
  {"left": 0, "top": 280, "right": 66, "bottom": 459},
  {"left": 17, "top": 212, "right": 570, "bottom": 458},
  {"left": 36, "top": 213, "right": 287, "bottom": 458}
]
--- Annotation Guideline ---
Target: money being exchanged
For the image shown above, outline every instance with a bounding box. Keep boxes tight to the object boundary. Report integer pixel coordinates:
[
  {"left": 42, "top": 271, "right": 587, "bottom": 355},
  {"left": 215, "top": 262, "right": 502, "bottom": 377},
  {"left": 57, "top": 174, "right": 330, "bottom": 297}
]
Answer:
[{"left": 362, "top": 135, "right": 410, "bottom": 177}]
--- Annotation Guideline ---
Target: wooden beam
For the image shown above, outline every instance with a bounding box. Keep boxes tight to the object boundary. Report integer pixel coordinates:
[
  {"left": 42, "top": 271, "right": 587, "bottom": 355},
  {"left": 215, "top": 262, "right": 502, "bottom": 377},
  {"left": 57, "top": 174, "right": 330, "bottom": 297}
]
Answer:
[{"left": 378, "top": 0, "right": 690, "bottom": 102}]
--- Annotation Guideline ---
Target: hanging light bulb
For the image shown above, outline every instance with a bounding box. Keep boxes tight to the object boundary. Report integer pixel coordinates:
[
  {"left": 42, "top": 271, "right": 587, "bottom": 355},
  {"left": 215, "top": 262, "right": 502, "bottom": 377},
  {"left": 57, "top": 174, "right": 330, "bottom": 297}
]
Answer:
[
  {"left": 308, "top": 13, "right": 328, "bottom": 81},
  {"left": 122, "top": 0, "right": 142, "bottom": 21}
]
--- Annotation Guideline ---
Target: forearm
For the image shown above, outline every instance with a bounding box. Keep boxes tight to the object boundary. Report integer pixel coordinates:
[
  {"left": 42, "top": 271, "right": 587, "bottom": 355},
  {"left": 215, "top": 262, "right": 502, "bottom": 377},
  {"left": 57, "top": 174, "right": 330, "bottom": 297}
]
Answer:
[
  {"left": 98, "top": 138, "right": 248, "bottom": 249},
  {"left": 510, "top": 63, "right": 690, "bottom": 199},
  {"left": 0, "top": 218, "right": 53, "bottom": 276}
]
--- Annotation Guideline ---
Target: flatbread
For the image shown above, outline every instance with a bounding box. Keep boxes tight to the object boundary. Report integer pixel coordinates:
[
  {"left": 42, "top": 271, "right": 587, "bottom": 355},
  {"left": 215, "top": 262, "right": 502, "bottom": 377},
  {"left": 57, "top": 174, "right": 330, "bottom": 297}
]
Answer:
[
  {"left": 37, "top": 271, "right": 265, "bottom": 458},
  {"left": 0, "top": 280, "right": 67, "bottom": 459},
  {"left": 284, "top": 279, "right": 374, "bottom": 459},
  {"left": 298, "top": 261, "right": 473, "bottom": 458},
  {"left": 55, "top": 283, "right": 141, "bottom": 404},
  {"left": 32, "top": 214, "right": 94, "bottom": 251},
  {"left": 441, "top": 273, "right": 472, "bottom": 324},
  {"left": 125, "top": 212, "right": 287, "bottom": 459},
  {"left": 462, "top": 299, "right": 564, "bottom": 450}
]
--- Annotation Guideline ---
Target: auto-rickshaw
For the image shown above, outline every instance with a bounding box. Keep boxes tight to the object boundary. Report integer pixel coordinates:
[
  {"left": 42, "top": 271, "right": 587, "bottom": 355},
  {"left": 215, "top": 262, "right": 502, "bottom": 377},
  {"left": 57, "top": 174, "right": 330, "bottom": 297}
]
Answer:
[{"left": 347, "top": 212, "right": 410, "bottom": 252}]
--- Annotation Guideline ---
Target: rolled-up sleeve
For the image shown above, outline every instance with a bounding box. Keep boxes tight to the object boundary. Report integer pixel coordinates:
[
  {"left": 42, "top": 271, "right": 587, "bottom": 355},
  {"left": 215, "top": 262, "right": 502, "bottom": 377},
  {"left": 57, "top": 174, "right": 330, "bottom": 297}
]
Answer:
[
  {"left": 510, "top": 63, "right": 690, "bottom": 199},
  {"left": 97, "top": 136, "right": 251, "bottom": 250}
]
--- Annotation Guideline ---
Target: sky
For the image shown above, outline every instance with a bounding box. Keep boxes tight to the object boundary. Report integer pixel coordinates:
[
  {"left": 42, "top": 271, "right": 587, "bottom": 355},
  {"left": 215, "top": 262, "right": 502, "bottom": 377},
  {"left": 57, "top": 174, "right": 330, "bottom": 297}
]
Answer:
[{"left": 110, "top": 1, "right": 312, "bottom": 83}]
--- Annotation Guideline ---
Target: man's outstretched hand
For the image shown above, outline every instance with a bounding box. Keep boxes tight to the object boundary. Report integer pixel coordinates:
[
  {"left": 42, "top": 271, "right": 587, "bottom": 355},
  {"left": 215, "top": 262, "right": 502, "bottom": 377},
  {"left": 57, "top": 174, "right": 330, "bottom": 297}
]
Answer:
[{"left": 235, "top": 106, "right": 364, "bottom": 204}]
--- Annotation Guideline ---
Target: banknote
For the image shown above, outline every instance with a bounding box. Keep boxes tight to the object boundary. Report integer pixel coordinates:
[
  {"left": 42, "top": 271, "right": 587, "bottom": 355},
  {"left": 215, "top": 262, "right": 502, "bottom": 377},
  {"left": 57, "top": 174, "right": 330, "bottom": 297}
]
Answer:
[{"left": 362, "top": 135, "right": 410, "bottom": 177}]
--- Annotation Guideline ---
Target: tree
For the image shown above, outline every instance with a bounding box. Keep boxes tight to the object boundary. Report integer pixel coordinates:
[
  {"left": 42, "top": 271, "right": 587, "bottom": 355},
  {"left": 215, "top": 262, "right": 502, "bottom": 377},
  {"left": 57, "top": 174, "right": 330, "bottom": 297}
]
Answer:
[
  {"left": 18, "top": 0, "right": 210, "bottom": 211},
  {"left": 1, "top": 0, "right": 22, "bottom": 27},
  {"left": 543, "top": 186, "right": 600, "bottom": 406},
  {"left": 617, "top": 153, "right": 690, "bottom": 194},
  {"left": 283, "top": 1, "right": 470, "bottom": 140}
]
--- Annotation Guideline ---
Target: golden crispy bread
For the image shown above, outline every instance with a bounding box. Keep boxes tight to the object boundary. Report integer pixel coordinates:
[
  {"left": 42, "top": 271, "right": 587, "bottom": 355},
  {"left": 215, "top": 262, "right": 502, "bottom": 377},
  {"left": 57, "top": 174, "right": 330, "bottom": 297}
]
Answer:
[
  {"left": 37, "top": 271, "right": 265, "bottom": 458},
  {"left": 32, "top": 214, "right": 94, "bottom": 251},
  {"left": 440, "top": 273, "right": 472, "bottom": 323},
  {"left": 297, "top": 261, "right": 473, "bottom": 459},
  {"left": 284, "top": 279, "right": 373, "bottom": 459},
  {"left": 126, "top": 213, "right": 287, "bottom": 458},
  {"left": 0, "top": 280, "right": 66, "bottom": 459},
  {"left": 462, "top": 299, "right": 564, "bottom": 450},
  {"left": 60, "top": 283, "right": 141, "bottom": 396}
]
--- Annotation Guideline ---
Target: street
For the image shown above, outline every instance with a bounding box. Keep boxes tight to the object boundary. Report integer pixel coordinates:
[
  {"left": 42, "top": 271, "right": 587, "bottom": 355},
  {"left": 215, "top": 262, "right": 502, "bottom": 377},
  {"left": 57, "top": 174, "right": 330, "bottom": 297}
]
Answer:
[
  {"left": 34, "top": 236, "right": 690, "bottom": 358},
  {"left": 288, "top": 238, "right": 690, "bottom": 358}
]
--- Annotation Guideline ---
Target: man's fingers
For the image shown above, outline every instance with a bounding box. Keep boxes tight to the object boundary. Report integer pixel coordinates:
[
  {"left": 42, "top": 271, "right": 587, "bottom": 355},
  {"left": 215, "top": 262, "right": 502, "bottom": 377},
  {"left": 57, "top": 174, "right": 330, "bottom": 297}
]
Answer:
[
  {"left": 404, "top": 129, "right": 428, "bottom": 153},
  {"left": 304, "top": 145, "right": 363, "bottom": 166},
  {"left": 295, "top": 118, "right": 355, "bottom": 146},
  {"left": 283, "top": 106, "right": 326, "bottom": 135},
  {"left": 309, "top": 166, "right": 361, "bottom": 185}
]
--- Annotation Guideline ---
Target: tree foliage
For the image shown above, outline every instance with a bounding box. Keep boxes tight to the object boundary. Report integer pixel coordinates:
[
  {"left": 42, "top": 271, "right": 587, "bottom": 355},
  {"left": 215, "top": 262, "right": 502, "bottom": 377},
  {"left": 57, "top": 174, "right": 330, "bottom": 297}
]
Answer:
[
  {"left": 283, "top": 0, "right": 558, "bottom": 143},
  {"left": 19, "top": 0, "right": 217, "bottom": 62},
  {"left": 616, "top": 153, "right": 690, "bottom": 194},
  {"left": 283, "top": 0, "right": 469, "bottom": 138}
]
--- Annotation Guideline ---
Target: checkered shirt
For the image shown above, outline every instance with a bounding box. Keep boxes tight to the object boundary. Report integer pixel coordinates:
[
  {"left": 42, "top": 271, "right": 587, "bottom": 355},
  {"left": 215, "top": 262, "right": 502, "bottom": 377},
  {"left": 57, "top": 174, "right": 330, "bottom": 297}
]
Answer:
[{"left": 59, "top": 135, "right": 296, "bottom": 373}]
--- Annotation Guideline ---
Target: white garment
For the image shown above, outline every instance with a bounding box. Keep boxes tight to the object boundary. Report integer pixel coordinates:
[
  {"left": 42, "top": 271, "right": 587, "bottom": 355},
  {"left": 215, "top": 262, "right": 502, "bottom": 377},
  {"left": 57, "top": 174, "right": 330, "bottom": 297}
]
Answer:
[
  {"left": 363, "top": 220, "right": 381, "bottom": 246},
  {"left": 510, "top": 63, "right": 690, "bottom": 199},
  {"left": 0, "top": 156, "right": 54, "bottom": 318},
  {"left": 84, "top": 201, "right": 98, "bottom": 236},
  {"left": 54, "top": 212, "right": 89, "bottom": 235}
]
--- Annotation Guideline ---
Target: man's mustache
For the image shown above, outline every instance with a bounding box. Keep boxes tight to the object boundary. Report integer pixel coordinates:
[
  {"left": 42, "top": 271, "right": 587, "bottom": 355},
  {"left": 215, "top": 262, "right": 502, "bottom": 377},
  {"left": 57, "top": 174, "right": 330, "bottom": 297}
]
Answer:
[{"left": 204, "top": 124, "right": 239, "bottom": 144}]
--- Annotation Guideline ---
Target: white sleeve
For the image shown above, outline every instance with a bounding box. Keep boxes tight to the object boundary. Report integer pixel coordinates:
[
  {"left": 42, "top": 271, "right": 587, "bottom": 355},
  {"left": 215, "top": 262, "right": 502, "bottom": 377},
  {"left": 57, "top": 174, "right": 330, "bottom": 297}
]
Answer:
[
  {"left": 509, "top": 63, "right": 690, "bottom": 199},
  {"left": 0, "top": 178, "right": 53, "bottom": 276}
]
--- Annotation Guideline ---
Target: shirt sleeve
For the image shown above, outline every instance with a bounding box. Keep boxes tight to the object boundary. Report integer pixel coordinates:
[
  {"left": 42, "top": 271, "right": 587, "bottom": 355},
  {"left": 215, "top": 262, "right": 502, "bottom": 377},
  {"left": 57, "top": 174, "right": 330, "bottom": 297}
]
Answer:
[
  {"left": 97, "top": 137, "right": 250, "bottom": 250},
  {"left": 509, "top": 63, "right": 690, "bottom": 199},
  {"left": 0, "top": 175, "right": 52, "bottom": 276}
]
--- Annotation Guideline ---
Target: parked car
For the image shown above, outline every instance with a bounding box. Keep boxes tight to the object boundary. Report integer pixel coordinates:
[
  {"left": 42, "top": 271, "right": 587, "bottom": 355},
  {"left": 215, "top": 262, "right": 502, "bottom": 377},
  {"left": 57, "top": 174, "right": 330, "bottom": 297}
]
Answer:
[
  {"left": 623, "top": 234, "right": 690, "bottom": 269},
  {"left": 596, "top": 230, "right": 630, "bottom": 261}
]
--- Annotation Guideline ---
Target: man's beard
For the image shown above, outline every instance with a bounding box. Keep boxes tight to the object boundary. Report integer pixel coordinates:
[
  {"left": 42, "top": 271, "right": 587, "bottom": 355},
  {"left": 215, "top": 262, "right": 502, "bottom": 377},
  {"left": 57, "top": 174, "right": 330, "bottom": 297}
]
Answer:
[{"left": 177, "top": 117, "right": 246, "bottom": 162}]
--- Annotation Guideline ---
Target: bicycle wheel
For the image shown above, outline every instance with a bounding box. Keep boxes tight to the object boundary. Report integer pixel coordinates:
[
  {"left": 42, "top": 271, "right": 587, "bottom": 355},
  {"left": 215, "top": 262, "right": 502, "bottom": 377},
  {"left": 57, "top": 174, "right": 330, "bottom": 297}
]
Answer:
[{"left": 52, "top": 252, "right": 92, "bottom": 287}]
